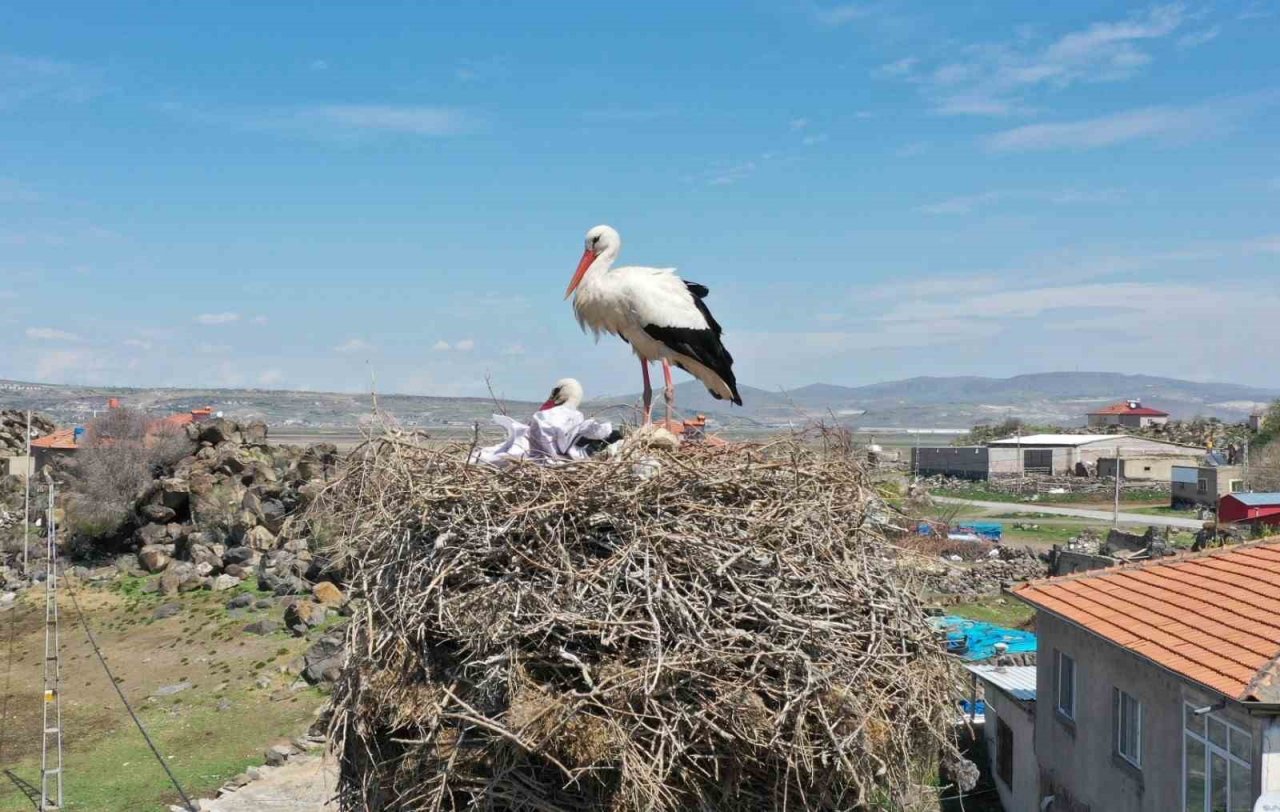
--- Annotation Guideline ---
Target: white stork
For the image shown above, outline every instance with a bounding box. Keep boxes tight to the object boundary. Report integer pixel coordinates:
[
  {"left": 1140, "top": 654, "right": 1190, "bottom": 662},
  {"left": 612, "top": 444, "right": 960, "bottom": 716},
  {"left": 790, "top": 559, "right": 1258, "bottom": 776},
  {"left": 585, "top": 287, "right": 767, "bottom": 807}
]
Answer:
[{"left": 564, "top": 224, "right": 742, "bottom": 425}]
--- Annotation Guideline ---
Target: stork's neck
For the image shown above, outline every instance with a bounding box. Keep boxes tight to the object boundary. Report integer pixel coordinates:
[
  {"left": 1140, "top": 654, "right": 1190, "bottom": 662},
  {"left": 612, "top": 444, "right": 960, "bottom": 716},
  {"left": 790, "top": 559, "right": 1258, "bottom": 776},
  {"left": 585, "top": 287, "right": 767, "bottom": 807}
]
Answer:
[{"left": 578, "top": 245, "right": 618, "bottom": 292}]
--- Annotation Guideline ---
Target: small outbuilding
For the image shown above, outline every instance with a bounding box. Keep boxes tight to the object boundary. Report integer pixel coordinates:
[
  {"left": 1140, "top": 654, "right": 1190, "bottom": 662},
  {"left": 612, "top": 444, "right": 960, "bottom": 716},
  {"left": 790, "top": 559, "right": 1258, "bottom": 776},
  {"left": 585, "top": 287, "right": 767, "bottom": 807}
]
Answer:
[
  {"left": 1087, "top": 400, "right": 1169, "bottom": 429},
  {"left": 1219, "top": 492, "right": 1280, "bottom": 527}
]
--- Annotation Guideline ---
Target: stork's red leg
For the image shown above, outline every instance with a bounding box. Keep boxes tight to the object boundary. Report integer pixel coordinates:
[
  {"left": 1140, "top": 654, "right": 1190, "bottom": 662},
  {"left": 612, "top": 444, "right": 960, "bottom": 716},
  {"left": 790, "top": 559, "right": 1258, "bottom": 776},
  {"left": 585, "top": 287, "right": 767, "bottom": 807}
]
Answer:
[
  {"left": 640, "top": 358, "right": 653, "bottom": 425},
  {"left": 662, "top": 359, "right": 675, "bottom": 428}
]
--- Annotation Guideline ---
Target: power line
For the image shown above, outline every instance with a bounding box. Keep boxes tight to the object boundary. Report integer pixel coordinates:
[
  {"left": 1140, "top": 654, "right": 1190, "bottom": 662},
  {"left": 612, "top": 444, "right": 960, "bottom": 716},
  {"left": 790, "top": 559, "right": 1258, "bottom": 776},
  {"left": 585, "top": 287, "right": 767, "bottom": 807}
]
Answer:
[{"left": 62, "top": 577, "right": 197, "bottom": 811}]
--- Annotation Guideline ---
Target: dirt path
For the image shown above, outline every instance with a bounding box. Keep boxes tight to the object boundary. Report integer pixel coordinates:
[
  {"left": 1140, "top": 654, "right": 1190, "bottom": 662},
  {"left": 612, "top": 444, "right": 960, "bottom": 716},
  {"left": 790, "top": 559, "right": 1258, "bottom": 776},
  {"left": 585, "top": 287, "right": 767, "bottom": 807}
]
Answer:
[
  {"left": 932, "top": 496, "right": 1204, "bottom": 529},
  {"left": 199, "top": 754, "right": 336, "bottom": 811}
]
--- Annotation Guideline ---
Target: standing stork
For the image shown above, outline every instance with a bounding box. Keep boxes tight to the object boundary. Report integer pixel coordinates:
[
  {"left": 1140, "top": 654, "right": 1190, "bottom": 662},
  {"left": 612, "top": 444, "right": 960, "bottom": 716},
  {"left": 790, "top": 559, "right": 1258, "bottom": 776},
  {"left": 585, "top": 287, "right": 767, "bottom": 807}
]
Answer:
[{"left": 565, "top": 224, "right": 742, "bottom": 425}]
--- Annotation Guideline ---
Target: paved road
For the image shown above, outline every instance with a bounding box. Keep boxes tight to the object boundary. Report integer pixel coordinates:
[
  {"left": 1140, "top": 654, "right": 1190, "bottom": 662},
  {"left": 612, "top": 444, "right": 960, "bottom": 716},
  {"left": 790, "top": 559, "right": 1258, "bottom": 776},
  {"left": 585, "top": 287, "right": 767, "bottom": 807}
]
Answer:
[{"left": 932, "top": 496, "right": 1205, "bottom": 530}]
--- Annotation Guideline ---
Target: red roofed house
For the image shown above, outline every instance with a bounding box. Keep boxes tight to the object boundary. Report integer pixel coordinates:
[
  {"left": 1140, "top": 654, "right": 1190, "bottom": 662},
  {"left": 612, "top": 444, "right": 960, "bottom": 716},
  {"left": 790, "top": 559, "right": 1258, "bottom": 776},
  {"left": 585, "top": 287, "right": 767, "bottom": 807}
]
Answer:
[
  {"left": 1011, "top": 542, "right": 1280, "bottom": 812},
  {"left": 1219, "top": 493, "right": 1280, "bottom": 528},
  {"left": 1087, "top": 399, "right": 1170, "bottom": 429},
  {"left": 30, "top": 401, "right": 213, "bottom": 472}
]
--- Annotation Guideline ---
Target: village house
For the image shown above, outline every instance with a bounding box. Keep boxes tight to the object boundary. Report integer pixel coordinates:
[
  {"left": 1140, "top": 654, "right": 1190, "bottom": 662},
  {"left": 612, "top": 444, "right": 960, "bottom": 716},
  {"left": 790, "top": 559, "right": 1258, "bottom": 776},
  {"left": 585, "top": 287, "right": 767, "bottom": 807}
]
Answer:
[
  {"left": 1087, "top": 400, "right": 1170, "bottom": 429},
  {"left": 966, "top": 664, "right": 1039, "bottom": 812},
  {"left": 1219, "top": 493, "right": 1280, "bottom": 528},
  {"left": 914, "top": 434, "right": 1204, "bottom": 481},
  {"left": 29, "top": 401, "right": 214, "bottom": 472},
  {"left": 1011, "top": 541, "right": 1280, "bottom": 812},
  {"left": 1172, "top": 464, "right": 1246, "bottom": 509}
]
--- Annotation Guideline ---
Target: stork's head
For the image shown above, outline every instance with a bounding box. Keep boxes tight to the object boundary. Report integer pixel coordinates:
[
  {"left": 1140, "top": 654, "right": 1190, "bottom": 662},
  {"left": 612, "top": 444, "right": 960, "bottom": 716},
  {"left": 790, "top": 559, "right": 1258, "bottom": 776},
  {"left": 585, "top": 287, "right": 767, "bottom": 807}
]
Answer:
[
  {"left": 565, "top": 224, "right": 621, "bottom": 299},
  {"left": 539, "top": 378, "right": 585, "bottom": 411}
]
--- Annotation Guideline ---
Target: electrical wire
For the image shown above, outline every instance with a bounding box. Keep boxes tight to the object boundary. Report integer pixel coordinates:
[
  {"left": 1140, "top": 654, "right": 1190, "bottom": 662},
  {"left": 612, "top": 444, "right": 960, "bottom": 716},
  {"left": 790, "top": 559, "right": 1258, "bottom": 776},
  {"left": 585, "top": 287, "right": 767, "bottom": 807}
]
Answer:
[{"left": 62, "top": 577, "right": 196, "bottom": 811}]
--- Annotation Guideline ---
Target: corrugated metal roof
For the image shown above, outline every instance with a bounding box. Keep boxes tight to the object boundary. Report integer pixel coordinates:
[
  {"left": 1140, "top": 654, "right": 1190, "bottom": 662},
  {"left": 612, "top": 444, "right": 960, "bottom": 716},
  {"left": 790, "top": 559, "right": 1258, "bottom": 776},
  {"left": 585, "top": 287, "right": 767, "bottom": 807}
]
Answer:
[
  {"left": 1225, "top": 493, "right": 1280, "bottom": 507},
  {"left": 988, "top": 434, "right": 1120, "bottom": 447},
  {"left": 1014, "top": 539, "right": 1280, "bottom": 701},
  {"left": 965, "top": 665, "right": 1037, "bottom": 701}
]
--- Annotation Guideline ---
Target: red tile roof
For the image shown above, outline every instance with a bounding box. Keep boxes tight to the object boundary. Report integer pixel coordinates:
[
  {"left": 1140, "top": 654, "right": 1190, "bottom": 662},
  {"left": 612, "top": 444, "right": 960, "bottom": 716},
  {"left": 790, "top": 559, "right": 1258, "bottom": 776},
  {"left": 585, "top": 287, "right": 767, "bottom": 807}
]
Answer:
[
  {"left": 1088, "top": 401, "right": 1169, "bottom": 417},
  {"left": 30, "top": 428, "right": 79, "bottom": 450},
  {"left": 1013, "top": 540, "right": 1280, "bottom": 701}
]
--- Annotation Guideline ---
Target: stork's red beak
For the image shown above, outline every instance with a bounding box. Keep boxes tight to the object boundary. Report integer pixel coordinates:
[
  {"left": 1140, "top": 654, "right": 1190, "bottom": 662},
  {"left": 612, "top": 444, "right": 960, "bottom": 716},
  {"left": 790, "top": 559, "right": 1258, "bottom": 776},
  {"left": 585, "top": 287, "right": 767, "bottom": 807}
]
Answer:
[
  {"left": 564, "top": 248, "right": 596, "bottom": 299},
  {"left": 538, "top": 398, "right": 559, "bottom": 411}
]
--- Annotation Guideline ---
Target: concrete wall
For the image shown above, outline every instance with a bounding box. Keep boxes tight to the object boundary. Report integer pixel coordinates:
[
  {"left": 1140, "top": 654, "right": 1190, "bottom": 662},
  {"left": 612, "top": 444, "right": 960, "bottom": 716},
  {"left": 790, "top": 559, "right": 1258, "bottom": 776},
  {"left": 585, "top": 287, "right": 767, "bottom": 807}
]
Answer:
[
  {"left": 1034, "top": 612, "right": 1268, "bottom": 812},
  {"left": 5, "top": 455, "right": 32, "bottom": 479},
  {"left": 1096, "top": 455, "right": 1202, "bottom": 481},
  {"left": 1171, "top": 465, "right": 1244, "bottom": 508},
  {"left": 982, "top": 684, "right": 1039, "bottom": 812},
  {"left": 912, "top": 446, "right": 989, "bottom": 479}
]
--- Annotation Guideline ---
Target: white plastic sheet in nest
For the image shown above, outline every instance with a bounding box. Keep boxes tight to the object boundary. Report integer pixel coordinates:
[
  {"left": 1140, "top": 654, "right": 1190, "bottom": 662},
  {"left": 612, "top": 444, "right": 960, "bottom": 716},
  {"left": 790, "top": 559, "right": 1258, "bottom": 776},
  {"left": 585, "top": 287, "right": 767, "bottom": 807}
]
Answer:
[{"left": 472, "top": 406, "right": 615, "bottom": 467}]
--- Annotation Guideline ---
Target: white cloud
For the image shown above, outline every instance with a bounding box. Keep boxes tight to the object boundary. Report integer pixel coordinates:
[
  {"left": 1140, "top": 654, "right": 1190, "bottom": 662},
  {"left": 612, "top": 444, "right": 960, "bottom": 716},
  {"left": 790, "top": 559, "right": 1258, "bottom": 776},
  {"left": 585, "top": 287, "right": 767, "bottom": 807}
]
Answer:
[
  {"left": 195, "top": 312, "right": 240, "bottom": 325},
  {"left": 195, "top": 342, "right": 231, "bottom": 354},
  {"left": 123, "top": 338, "right": 153, "bottom": 350},
  {"left": 252, "top": 315, "right": 269, "bottom": 325},
  {"left": 35, "top": 349, "right": 92, "bottom": 380},
  {"left": 334, "top": 337, "right": 373, "bottom": 354},
  {"left": 432, "top": 338, "right": 475, "bottom": 352},
  {"left": 704, "top": 160, "right": 758, "bottom": 186},
  {"left": 0, "top": 54, "right": 100, "bottom": 108},
  {"left": 986, "top": 105, "right": 1215, "bottom": 151},
  {"left": 432, "top": 340, "right": 451, "bottom": 351},
  {"left": 801, "top": 133, "right": 829, "bottom": 146},
  {"left": 879, "top": 5, "right": 1189, "bottom": 116},
  {"left": 917, "top": 187, "right": 1125, "bottom": 214},
  {"left": 501, "top": 343, "right": 527, "bottom": 356},
  {"left": 25, "top": 327, "right": 79, "bottom": 341},
  {"left": 1178, "top": 26, "right": 1221, "bottom": 48},
  {"left": 790, "top": 117, "right": 810, "bottom": 130},
  {"left": 454, "top": 339, "right": 475, "bottom": 351},
  {"left": 874, "top": 57, "right": 918, "bottom": 78},
  {"left": 812, "top": 3, "right": 870, "bottom": 27},
  {"left": 258, "top": 369, "right": 284, "bottom": 385},
  {"left": 173, "top": 103, "right": 472, "bottom": 141},
  {"left": 309, "top": 59, "right": 329, "bottom": 71}
]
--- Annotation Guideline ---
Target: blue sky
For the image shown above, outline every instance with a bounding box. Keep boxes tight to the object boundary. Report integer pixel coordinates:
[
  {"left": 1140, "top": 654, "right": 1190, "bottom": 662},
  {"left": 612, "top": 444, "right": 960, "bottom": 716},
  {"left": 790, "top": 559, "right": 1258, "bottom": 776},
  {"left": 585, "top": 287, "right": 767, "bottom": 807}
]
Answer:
[{"left": 1, "top": 1, "right": 1278, "bottom": 401}]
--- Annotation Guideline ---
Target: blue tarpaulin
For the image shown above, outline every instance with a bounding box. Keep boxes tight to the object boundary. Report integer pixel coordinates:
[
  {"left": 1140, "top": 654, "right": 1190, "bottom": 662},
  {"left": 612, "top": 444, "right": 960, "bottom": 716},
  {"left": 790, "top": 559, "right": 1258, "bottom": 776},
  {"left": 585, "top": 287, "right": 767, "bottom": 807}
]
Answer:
[
  {"left": 916, "top": 521, "right": 1003, "bottom": 541},
  {"left": 931, "top": 616, "right": 1036, "bottom": 661}
]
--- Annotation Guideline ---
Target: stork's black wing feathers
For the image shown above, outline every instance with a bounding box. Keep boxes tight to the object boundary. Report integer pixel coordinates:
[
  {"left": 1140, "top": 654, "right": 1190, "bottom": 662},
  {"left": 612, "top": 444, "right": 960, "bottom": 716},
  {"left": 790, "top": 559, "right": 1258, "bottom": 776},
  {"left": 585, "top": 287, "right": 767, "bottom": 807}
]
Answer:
[
  {"left": 643, "top": 280, "right": 743, "bottom": 406},
  {"left": 684, "top": 281, "right": 722, "bottom": 337}
]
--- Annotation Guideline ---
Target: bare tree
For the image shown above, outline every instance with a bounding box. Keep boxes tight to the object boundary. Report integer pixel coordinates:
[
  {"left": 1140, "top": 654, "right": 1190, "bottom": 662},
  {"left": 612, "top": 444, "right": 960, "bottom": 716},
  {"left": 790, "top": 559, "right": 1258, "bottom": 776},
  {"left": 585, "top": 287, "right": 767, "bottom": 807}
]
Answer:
[
  {"left": 1251, "top": 441, "right": 1280, "bottom": 493},
  {"left": 66, "top": 407, "right": 194, "bottom": 539}
]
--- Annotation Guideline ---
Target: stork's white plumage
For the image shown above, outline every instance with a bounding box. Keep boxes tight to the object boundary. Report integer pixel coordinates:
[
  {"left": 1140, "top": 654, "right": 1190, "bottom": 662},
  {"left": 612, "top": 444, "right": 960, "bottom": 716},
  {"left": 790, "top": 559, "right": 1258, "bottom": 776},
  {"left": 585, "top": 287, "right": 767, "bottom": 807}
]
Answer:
[{"left": 565, "top": 225, "right": 742, "bottom": 424}]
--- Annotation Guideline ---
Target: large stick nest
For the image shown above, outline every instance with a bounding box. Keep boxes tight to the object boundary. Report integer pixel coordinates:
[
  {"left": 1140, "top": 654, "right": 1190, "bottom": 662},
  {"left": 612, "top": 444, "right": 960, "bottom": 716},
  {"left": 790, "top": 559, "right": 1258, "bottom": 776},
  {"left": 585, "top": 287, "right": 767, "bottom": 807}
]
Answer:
[{"left": 308, "top": 433, "right": 959, "bottom": 811}]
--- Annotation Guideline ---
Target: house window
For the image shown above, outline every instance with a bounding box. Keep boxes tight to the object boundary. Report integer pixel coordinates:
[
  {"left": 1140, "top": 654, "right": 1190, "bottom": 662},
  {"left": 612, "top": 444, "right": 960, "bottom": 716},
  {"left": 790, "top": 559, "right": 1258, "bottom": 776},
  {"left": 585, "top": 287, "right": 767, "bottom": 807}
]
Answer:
[
  {"left": 1056, "top": 651, "right": 1076, "bottom": 720},
  {"left": 1116, "top": 690, "right": 1142, "bottom": 767},
  {"left": 996, "top": 716, "right": 1014, "bottom": 786},
  {"left": 1184, "top": 704, "right": 1252, "bottom": 812},
  {"left": 1229, "top": 480, "right": 1244, "bottom": 493},
  {"left": 1198, "top": 479, "right": 1209, "bottom": 495}
]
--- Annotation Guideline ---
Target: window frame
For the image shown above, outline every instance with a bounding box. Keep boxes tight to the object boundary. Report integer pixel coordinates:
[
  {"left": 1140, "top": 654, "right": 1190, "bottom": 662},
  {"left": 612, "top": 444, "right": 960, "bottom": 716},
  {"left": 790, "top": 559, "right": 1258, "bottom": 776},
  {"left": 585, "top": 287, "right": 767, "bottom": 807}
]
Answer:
[
  {"left": 1115, "top": 689, "right": 1142, "bottom": 768},
  {"left": 1056, "top": 650, "right": 1076, "bottom": 721},
  {"left": 1183, "top": 703, "right": 1252, "bottom": 812},
  {"left": 995, "top": 715, "right": 1014, "bottom": 787}
]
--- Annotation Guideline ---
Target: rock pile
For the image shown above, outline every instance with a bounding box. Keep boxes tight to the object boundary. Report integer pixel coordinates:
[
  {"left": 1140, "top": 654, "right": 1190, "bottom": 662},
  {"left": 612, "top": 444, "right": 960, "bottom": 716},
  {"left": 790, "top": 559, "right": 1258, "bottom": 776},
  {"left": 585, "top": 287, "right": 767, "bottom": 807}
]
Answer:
[
  {"left": 129, "top": 417, "right": 340, "bottom": 597},
  {"left": 0, "top": 410, "right": 54, "bottom": 456},
  {"left": 908, "top": 546, "right": 1047, "bottom": 601}
]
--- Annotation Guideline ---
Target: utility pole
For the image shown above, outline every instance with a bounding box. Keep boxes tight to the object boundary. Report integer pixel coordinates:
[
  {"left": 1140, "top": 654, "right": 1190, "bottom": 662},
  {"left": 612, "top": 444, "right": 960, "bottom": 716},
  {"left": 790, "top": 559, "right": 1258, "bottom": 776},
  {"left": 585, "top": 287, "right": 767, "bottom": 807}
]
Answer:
[
  {"left": 40, "top": 473, "right": 64, "bottom": 811},
  {"left": 1244, "top": 439, "right": 1251, "bottom": 493},
  {"left": 23, "top": 410, "right": 31, "bottom": 573},
  {"left": 1113, "top": 447, "right": 1122, "bottom": 529},
  {"left": 1016, "top": 426, "right": 1023, "bottom": 495}
]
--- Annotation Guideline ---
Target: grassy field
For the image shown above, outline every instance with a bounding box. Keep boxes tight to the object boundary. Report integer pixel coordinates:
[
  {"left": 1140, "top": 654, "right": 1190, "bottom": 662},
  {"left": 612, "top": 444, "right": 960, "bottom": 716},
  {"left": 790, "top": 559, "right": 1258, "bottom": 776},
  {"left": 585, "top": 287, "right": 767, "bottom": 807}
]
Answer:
[
  {"left": 935, "top": 484, "right": 1168, "bottom": 506},
  {"left": 948, "top": 596, "right": 1036, "bottom": 628},
  {"left": 0, "top": 577, "right": 329, "bottom": 811}
]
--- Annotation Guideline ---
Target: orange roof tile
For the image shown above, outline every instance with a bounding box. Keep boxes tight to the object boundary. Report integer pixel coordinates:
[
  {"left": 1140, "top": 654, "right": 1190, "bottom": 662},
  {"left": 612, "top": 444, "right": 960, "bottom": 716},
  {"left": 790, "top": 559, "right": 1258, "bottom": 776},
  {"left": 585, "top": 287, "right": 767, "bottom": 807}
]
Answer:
[
  {"left": 30, "top": 428, "right": 79, "bottom": 450},
  {"left": 1014, "top": 538, "right": 1280, "bottom": 701}
]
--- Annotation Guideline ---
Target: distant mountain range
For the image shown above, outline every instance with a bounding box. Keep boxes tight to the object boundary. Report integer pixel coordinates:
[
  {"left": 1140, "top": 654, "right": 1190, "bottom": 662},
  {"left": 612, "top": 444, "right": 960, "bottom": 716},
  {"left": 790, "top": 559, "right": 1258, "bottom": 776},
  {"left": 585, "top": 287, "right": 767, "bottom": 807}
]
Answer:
[{"left": 1, "top": 372, "right": 1275, "bottom": 433}]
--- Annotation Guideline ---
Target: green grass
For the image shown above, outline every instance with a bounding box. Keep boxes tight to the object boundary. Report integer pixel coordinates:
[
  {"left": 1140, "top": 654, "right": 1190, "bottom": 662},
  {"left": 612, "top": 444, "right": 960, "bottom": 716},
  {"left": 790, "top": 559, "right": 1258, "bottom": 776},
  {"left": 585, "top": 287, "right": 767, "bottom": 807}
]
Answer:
[
  {"left": 1002, "top": 523, "right": 1102, "bottom": 546},
  {"left": 0, "top": 581, "right": 326, "bottom": 812},
  {"left": 0, "top": 686, "right": 324, "bottom": 811},
  {"left": 948, "top": 596, "right": 1035, "bottom": 628},
  {"left": 1129, "top": 504, "right": 1194, "bottom": 517},
  {"left": 936, "top": 485, "right": 1169, "bottom": 506}
]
